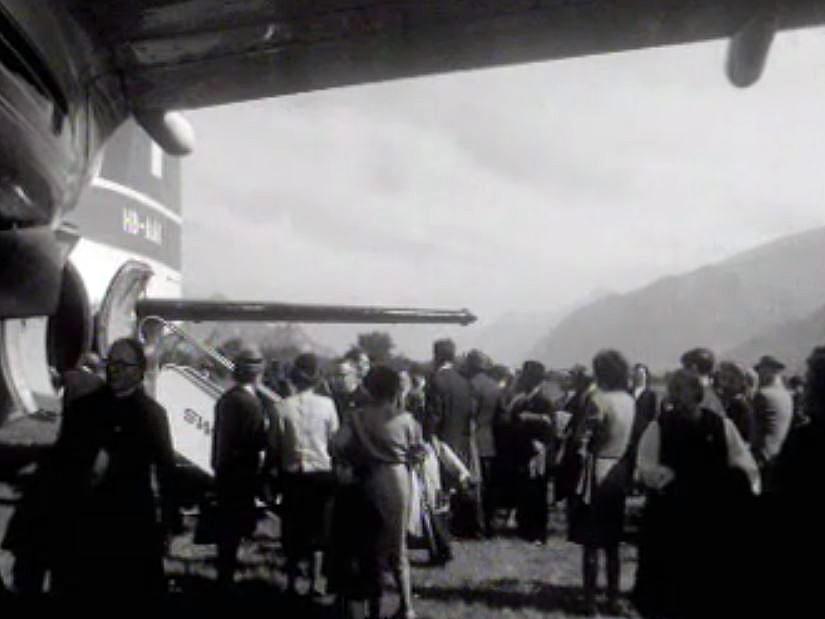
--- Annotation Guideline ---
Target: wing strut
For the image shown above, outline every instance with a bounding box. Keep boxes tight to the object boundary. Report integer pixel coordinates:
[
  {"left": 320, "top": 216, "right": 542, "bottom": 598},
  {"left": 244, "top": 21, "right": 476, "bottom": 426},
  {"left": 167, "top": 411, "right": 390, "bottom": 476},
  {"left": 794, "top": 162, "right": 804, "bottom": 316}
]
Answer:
[{"left": 136, "top": 298, "right": 477, "bottom": 326}]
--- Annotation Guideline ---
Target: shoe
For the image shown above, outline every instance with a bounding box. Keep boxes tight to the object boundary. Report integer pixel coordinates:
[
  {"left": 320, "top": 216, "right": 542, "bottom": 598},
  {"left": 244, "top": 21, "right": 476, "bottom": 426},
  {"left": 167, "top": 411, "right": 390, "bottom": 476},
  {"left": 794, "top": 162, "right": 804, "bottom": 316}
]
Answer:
[
  {"left": 581, "top": 598, "right": 598, "bottom": 617},
  {"left": 429, "top": 552, "right": 452, "bottom": 566},
  {"left": 606, "top": 598, "right": 632, "bottom": 616}
]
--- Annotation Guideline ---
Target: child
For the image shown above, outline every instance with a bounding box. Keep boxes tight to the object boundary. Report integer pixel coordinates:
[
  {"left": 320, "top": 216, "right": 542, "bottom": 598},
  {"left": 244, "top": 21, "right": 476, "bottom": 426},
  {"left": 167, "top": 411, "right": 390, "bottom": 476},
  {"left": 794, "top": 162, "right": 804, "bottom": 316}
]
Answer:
[{"left": 414, "top": 418, "right": 473, "bottom": 565}]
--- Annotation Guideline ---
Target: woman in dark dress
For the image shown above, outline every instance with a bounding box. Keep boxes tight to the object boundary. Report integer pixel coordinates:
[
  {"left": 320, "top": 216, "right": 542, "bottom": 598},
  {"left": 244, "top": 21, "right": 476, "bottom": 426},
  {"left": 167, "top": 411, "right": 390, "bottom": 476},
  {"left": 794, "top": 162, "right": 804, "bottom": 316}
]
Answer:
[
  {"left": 507, "top": 361, "right": 556, "bottom": 544},
  {"left": 633, "top": 369, "right": 760, "bottom": 619}
]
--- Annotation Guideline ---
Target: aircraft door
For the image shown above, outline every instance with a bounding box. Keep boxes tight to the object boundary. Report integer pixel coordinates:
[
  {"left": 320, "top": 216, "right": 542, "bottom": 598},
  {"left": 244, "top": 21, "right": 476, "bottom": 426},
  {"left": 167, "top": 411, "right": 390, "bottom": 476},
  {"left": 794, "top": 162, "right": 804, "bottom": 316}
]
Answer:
[{"left": 96, "top": 259, "right": 153, "bottom": 355}]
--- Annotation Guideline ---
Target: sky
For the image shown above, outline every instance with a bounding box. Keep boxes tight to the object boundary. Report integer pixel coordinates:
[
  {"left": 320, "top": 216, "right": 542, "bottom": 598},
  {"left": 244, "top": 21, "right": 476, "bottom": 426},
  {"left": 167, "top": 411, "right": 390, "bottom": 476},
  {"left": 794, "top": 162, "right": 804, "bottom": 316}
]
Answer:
[{"left": 182, "top": 27, "right": 825, "bottom": 360}]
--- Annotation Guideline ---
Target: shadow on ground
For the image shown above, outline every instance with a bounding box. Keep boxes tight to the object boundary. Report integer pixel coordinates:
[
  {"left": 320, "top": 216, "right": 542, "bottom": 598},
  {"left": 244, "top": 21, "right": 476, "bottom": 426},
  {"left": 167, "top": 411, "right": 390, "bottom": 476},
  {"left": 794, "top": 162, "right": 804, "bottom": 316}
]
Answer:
[{"left": 415, "top": 578, "right": 582, "bottom": 616}]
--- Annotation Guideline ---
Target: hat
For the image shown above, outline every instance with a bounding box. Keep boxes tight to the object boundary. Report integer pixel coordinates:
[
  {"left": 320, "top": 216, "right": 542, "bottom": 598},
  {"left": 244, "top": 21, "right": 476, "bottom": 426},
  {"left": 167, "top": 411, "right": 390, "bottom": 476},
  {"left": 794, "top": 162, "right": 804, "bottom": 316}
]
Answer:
[
  {"left": 290, "top": 352, "right": 320, "bottom": 386},
  {"left": 521, "top": 360, "right": 546, "bottom": 381},
  {"left": 233, "top": 349, "right": 264, "bottom": 382},
  {"left": 754, "top": 355, "right": 785, "bottom": 372},
  {"left": 234, "top": 348, "right": 263, "bottom": 369},
  {"left": 680, "top": 348, "right": 715, "bottom": 375},
  {"left": 466, "top": 349, "right": 491, "bottom": 371},
  {"left": 433, "top": 338, "right": 456, "bottom": 361}
]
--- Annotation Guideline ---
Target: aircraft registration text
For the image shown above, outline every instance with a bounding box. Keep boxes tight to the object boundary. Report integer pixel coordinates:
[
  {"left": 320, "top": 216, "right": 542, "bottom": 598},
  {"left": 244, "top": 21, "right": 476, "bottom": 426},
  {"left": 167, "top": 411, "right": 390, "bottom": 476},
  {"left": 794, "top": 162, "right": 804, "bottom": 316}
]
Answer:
[{"left": 122, "top": 207, "right": 163, "bottom": 245}]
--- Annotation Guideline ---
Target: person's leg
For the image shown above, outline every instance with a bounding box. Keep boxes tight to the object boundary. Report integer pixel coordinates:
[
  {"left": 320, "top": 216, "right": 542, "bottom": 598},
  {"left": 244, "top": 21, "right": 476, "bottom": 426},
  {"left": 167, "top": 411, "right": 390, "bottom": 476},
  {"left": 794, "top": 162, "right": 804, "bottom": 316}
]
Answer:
[
  {"left": 606, "top": 544, "right": 621, "bottom": 608},
  {"left": 583, "top": 545, "right": 599, "bottom": 614},
  {"left": 515, "top": 472, "right": 529, "bottom": 539},
  {"left": 11, "top": 554, "right": 48, "bottom": 594},
  {"left": 281, "top": 474, "right": 302, "bottom": 594},
  {"left": 480, "top": 457, "right": 496, "bottom": 536},
  {"left": 535, "top": 475, "right": 549, "bottom": 543},
  {"left": 389, "top": 551, "right": 416, "bottom": 619},
  {"left": 519, "top": 476, "right": 545, "bottom": 543},
  {"left": 310, "top": 549, "right": 325, "bottom": 596},
  {"left": 338, "top": 597, "right": 367, "bottom": 619},
  {"left": 430, "top": 512, "right": 453, "bottom": 564},
  {"left": 217, "top": 532, "right": 241, "bottom": 587},
  {"left": 471, "top": 479, "right": 485, "bottom": 537},
  {"left": 367, "top": 593, "right": 382, "bottom": 619}
]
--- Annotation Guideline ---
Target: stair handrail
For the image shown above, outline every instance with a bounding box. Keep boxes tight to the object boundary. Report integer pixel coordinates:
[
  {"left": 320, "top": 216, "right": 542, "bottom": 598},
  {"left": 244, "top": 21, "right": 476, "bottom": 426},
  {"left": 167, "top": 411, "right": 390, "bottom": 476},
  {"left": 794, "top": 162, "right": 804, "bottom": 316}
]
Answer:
[
  {"left": 164, "top": 364, "right": 226, "bottom": 399},
  {"left": 138, "top": 315, "right": 282, "bottom": 404}
]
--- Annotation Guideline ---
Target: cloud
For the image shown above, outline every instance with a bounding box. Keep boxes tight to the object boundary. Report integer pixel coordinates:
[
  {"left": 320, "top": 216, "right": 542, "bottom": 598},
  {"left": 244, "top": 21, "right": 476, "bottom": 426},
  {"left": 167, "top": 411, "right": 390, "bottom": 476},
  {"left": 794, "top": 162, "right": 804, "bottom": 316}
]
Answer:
[{"left": 182, "top": 27, "right": 825, "bottom": 358}]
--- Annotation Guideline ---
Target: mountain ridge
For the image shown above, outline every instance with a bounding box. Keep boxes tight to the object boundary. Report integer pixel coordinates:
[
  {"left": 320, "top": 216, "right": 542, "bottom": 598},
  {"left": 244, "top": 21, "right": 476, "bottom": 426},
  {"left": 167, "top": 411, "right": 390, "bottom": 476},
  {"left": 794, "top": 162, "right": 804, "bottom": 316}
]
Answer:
[{"left": 531, "top": 226, "right": 825, "bottom": 369}]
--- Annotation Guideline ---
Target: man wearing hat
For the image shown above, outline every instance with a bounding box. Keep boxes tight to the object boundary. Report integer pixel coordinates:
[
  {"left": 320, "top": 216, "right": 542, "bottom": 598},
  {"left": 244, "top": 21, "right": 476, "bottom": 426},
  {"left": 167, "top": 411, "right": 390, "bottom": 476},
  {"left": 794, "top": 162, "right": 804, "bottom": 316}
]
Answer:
[
  {"left": 752, "top": 355, "right": 793, "bottom": 487},
  {"left": 466, "top": 349, "right": 502, "bottom": 536},
  {"left": 270, "top": 352, "right": 339, "bottom": 597},
  {"left": 212, "top": 348, "right": 269, "bottom": 587}
]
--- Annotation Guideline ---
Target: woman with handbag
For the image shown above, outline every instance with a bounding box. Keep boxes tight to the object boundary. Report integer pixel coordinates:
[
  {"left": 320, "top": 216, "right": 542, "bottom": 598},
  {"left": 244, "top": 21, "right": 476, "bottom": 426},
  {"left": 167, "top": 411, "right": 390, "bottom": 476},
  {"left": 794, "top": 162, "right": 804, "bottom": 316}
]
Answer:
[{"left": 331, "top": 365, "right": 425, "bottom": 619}]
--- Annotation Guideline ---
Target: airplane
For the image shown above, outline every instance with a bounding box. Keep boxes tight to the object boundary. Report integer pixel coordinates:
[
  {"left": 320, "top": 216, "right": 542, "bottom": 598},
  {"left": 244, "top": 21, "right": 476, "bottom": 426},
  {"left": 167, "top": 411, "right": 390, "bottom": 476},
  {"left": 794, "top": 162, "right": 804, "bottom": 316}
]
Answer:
[
  {"left": 1, "top": 1, "right": 824, "bottom": 470},
  {"left": 0, "top": 116, "right": 476, "bottom": 472}
]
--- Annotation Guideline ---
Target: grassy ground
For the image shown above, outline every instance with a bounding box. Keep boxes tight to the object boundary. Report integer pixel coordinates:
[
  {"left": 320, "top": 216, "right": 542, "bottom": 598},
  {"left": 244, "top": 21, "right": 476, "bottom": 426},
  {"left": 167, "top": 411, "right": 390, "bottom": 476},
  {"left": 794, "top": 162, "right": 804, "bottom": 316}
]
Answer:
[
  {"left": 162, "top": 504, "right": 639, "bottom": 617},
  {"left": 1, "top": 415, "right": 639, "bottom": 615}
]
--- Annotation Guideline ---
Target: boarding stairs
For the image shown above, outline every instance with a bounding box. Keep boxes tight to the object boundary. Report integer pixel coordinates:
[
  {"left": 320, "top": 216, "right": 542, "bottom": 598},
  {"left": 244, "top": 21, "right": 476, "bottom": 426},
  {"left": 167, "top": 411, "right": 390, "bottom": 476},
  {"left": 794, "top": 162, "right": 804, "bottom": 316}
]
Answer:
[{"left": 140, "top": 316, "right": 281, "bottom": 477}]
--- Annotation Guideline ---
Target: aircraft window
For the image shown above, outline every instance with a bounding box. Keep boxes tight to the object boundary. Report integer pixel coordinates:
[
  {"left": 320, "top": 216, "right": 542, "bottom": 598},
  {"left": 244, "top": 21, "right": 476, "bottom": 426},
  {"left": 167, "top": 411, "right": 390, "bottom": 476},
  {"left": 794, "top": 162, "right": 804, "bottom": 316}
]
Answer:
[
  {"left": 0, "top": 7, "right": 68, "bottom": 119},
  {"left": 151, "top": 143, "right": 164, "bottom": 179}
]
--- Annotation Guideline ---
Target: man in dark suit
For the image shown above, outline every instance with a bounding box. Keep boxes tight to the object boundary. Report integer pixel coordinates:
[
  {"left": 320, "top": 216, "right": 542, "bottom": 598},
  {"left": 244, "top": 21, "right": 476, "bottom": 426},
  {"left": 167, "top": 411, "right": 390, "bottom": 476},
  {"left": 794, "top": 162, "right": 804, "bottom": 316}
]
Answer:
[
  {"left": 49, "top": 338, "right": 182, "bottom": 594},
  {"left": 212, "top": 348, "right": 268, "bottom": 587},
  {"left": 466, "top": 349, "right": 502, "bottom": 537},
  {"left": 427, "top": 338, "right": 482, "bottom": 537}
]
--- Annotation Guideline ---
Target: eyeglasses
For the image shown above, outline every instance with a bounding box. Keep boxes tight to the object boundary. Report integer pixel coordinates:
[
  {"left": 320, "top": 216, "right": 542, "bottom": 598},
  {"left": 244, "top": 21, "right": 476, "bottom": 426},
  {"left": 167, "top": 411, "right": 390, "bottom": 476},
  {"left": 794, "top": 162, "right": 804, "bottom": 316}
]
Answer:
[{"left": 105, "top": 359, "right": 142, "bottom": 369}]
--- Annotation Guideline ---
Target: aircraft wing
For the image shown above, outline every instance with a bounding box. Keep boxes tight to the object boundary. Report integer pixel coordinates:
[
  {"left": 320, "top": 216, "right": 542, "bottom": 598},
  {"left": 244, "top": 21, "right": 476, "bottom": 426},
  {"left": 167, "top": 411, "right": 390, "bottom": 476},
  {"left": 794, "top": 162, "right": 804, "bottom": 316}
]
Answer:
[{"left": 76, "top": 0, "right": 825, "bottom": 113}]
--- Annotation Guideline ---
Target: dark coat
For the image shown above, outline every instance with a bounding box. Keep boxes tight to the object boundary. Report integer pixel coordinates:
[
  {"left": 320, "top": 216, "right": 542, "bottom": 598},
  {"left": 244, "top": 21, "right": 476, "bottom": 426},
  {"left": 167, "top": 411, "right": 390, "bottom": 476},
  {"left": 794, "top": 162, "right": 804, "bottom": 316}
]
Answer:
[
  {"left": 633, "top": 408, "right": 755, "bottom": 618},
  {"left": 763, "top": 419, "right": 825, "bottom": 615},
  {"left": 50, "top": 386, "right": 180, "bottom": 594},
  {"left": 555, "top": 386, "right": 595, "bottom": 501},
  {"left": 471, "top": 373, "right": 503, "bottom": 459},
  {"left": 60, "top": 368, "right": 104, "bottom": 407},
  {"left": 508, "top": 390, "right": 556, "bottom": 475},
  {"left": 628, "top": 388, "right": 659, "bottom": 460},
  {"left": 212, "top": 385, "right": 267, "bottom": 535},
  {"left": 332, "top": 385, "right": 372, "bottom": 424},
  {"left": 426, "top": 365, "right": 478, "bottom": 473}
]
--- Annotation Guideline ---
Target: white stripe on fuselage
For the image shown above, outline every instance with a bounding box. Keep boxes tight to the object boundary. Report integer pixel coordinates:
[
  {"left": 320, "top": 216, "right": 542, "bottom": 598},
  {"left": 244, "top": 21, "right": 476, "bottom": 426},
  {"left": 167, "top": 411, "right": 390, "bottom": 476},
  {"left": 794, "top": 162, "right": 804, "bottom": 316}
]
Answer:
[
  {"left": 91, "top": 177, "right": 183, "bottom": 225},
  {"left": 70, "top": 238, "right": 182, "bottom": 307}
]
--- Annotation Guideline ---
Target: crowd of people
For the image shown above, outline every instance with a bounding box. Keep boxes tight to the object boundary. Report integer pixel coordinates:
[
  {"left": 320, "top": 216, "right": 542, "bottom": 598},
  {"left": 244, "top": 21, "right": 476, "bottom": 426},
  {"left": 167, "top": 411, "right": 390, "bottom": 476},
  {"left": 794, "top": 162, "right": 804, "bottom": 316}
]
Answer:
[{"left": 2, "top": 335, "right": 825, "bottom": 618}]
